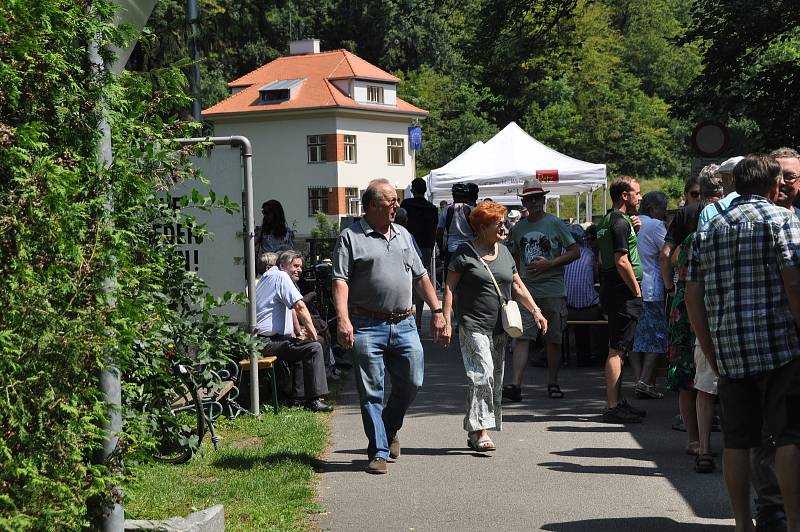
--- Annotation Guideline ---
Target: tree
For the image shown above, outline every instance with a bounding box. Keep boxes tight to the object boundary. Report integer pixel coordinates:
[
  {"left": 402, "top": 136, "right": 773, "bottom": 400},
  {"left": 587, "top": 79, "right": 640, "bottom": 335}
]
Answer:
[
  {"left": 396, "top": 66, "right": 497, "bottom": 173},
  {"left": 523, "top": 1, "right": 688, "bottom": 178},
  {"left": 677, "top": 0, "right": 800, "bottom": 149}
]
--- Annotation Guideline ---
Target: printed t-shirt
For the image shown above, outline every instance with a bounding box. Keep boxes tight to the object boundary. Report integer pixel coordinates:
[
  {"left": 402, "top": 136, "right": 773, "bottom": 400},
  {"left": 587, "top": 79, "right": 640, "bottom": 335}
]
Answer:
[{"left": 510, "top": 213, "right": 576, "bottom": 298}]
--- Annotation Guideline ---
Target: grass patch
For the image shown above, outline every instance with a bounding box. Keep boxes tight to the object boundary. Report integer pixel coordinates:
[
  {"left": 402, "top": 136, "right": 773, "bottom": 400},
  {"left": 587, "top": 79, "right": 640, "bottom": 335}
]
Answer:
[{"left": 125, "top": 408, "right": 329, "bottom": 531}]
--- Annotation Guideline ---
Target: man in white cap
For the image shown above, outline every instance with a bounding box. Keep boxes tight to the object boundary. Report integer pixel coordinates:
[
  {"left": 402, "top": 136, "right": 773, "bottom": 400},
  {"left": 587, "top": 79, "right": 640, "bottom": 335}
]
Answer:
[{"left": 504, "top": 177, "right": 579, "bottom": 402}]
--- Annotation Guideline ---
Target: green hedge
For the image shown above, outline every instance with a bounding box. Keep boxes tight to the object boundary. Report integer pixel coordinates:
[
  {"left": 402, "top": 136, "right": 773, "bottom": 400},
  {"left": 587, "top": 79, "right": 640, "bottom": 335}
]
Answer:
[{"left": 0, "top": 2, "right": 257, "bottom": 528}]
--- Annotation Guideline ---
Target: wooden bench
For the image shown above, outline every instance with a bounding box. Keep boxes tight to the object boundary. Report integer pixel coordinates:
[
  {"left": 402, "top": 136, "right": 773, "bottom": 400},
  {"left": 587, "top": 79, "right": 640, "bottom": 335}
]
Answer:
[{"left": 238, "top": 355, "right": 280, "bottom": 415}]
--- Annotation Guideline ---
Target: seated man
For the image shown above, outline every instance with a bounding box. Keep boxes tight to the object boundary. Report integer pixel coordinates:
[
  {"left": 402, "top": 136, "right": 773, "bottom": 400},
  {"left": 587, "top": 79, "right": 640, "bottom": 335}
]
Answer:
[
  {"left": 255, "top": 249, "right": 332, "bottom": 412},
  {"left": 564, "top": 224, "right": 604, "bottom": 366}
]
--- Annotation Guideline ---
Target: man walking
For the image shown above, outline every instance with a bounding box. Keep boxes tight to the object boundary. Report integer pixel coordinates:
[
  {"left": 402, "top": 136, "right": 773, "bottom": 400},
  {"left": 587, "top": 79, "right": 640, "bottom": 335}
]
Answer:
[
  {"left": 400, "top": 177, "right": 439, "bottom": 331},
  {"left": 685, "top": 154, "right": 800, "bottom": 532},
  {"left": 597, "top": 175, "right": 645, "bottom": 423},
  {"left": 436, "top": 183, "right": 476, "bottom": 271},
  {"left": 255, "top": 250, "right": 332, "bottom": 412},
  {"left": 504, "top": 178, "right": 578, "bottom": 402},
  {"left": 333, "top": 179, "right": 445, "bottom": 474}
]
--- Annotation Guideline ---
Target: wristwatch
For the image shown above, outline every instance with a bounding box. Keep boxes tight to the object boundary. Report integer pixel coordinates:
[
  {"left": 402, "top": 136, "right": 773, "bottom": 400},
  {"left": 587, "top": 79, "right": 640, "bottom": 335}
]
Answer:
[{"left": 432, "top": 308, "right": 444, "bottom": 314}]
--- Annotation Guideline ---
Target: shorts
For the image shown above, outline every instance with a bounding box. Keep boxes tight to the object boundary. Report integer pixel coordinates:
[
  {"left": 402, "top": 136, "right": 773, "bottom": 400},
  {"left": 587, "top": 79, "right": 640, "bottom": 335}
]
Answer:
[
  {"left": 718, "top": 357, "right": 800, "bottom": 449},
  {"left": 600, "top": 283, "right": 642, "bottom": 353},
  {"left": 693, "top": 341, "right": 718, "bottom": 395},
  {"left": 519, "top": 296, "right": 566, "bottom": 344},
  {"left": 632, "top": 301, "right": 668, "bottom": 354}
]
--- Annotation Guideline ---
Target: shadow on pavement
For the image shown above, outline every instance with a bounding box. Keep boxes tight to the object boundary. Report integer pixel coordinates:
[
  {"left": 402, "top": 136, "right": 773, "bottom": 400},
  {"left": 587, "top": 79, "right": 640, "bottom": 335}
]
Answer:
[
  {"left": 413, "top": 338, "right": 732, "bottom": 521},
  {"left": 540, "top": 517, "right": 731, "bottom": 531},
  {"left": 324, "top": 335, "right": 732, "bottom": 521},
  {"left": 330, "top": 446, "right": 489, "bottom": 457}
]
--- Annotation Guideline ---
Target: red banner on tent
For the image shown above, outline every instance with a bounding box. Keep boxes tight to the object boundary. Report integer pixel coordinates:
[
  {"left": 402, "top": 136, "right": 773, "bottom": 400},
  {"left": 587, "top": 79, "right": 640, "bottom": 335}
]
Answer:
[{"left": 536, "top": 169, "right": 559, "bottom": 183}]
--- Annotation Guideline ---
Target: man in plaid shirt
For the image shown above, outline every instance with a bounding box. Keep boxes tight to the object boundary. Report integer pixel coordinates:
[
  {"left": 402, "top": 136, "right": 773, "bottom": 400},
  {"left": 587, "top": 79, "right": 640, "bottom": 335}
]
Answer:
[{"left": 685, "top": 153, "right": 800, "bottom": 532}]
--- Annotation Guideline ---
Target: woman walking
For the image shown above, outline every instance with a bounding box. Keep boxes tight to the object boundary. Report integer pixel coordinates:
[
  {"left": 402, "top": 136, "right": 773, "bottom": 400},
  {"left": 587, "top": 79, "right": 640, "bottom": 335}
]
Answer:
[{"left": 440, "top": 201, "right": 547, "bottom": 451}]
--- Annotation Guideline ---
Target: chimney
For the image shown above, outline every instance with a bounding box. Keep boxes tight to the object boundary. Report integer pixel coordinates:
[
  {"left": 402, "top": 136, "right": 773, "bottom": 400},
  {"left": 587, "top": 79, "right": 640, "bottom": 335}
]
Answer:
[{"left": 289, "top": 38, "right": 321, "bottom": 56}]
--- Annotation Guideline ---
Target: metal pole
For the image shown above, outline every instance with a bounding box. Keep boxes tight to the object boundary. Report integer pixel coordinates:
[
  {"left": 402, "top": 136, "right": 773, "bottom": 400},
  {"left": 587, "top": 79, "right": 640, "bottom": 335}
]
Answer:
[
  {"left": 575, "top": 193, "right": 580, "bottom": 222},
  {"left": 171, "top": 136, "right": 260, "bottom": 415},
  {"left": 603, "top": 184, "right": 608, "bottom": 213},
  {"left": 90, "top": 34, "right": 124, "bottom": 532},
  {"left": 186, "top": 0, "right": 202, "bottom": 126}
]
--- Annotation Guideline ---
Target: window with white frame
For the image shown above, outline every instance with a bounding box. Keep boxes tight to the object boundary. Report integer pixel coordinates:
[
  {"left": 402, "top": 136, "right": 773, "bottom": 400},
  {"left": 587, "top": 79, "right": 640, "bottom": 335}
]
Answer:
[
  {"left": 387, "top": 137, "right": 404, "bottom": 165},
  {"left": 307, "top": 135, "right": 326, "bottom": 163},
  {"left": 367, "top": 85, "right": 384, "bottom": 104},
  {"left": 308, "top": 187, "right": 329, "bottom": 216},
  {"left": 344, "top": 135, "right": 356, "bottom": 163},
  {"left": 345, "top": 187, "right": 360, "bottom": 215}
]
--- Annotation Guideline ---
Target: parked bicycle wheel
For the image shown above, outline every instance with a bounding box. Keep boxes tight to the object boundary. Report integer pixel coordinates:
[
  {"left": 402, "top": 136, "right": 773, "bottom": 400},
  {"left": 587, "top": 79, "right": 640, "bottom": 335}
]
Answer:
[{"left": 151, "top": 364, "right": 205, "bottom": 464}]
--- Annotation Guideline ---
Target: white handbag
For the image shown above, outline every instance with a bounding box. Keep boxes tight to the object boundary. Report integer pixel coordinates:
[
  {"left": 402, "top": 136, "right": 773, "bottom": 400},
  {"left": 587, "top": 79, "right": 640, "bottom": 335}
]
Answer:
[{"left": 467, "top": 243, "right": 524, "bottom": 338}]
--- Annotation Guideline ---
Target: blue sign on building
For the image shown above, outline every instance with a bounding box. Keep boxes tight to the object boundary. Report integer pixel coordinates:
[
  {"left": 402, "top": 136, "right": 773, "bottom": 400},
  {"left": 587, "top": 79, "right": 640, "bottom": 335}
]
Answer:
[{"left": 408, "top": 126, "right": 423, "bottom": 151}]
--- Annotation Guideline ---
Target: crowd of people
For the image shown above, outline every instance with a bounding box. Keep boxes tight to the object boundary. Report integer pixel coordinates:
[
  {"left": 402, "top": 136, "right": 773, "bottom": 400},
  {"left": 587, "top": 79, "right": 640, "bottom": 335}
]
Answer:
[{"left": 250, "top": 156, "right": 799, "bottom": 530}]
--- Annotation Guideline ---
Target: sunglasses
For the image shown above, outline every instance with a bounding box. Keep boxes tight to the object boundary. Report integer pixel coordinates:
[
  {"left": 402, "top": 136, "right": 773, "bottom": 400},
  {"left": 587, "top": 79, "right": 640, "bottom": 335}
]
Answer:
[{"left": 689, "top": 191, "right": 700, "bottom": 198}]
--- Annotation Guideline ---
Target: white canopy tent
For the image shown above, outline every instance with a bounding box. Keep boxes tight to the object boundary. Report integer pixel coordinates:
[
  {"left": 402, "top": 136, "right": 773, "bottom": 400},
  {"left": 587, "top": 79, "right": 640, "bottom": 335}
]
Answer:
[{"left": 427, "top": 122, "right": 608, "bottom": 220}]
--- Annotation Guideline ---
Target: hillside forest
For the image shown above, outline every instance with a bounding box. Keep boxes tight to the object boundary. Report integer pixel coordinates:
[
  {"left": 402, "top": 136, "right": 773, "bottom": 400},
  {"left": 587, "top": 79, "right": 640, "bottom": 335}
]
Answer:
[{"left": 129, "top": 0, "right": 800, "bottom": 186}]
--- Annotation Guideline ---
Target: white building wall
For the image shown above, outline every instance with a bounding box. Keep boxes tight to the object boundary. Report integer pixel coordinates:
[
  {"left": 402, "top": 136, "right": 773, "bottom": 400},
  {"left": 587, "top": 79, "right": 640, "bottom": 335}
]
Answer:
[
  {"left": 210, "top": 112, "right": 418, "bottom": 236},
  {"left": 336, "top": 115, "right": 415, "bottom": 194},
  {"left": 212, "top": 115, "right": 339, "bottom": 236}
]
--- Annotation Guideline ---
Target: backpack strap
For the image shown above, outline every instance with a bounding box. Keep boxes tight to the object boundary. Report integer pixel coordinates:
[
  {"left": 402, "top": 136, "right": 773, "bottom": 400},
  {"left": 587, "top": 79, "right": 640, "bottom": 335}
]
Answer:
[{"left": 445, "top": 205, "right": 455, "bottom": 232}]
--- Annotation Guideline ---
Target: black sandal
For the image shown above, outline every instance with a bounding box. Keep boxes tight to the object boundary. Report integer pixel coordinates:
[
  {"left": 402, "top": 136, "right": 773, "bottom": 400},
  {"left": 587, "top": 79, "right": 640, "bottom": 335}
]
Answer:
[
  {"left": 547, "top": 384, "right": 564, "bottom": 399},
  {"left": 695, "top": 453, "right": 715, "bottom": 474}
]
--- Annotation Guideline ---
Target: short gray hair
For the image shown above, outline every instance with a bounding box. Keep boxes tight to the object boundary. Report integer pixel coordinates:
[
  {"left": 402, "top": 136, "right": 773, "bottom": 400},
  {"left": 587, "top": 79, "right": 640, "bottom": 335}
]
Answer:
[
  {"left": 770, "top": 147, "right": 800, "bottom": 160},
  {"left": 361, "top": 178, "right": 392, "bottom": 210},
  {"left": 277, "top": 249, "right": 303, "bottom": 268},
  {"left": 640, "top": 191, "right": 668, "bottom": 216},
  {"left": 698, "top": 164, "right": 723, "bottom": 199},
  {"left": 256, "top": 252, "right": 279, "bottom": 275}
]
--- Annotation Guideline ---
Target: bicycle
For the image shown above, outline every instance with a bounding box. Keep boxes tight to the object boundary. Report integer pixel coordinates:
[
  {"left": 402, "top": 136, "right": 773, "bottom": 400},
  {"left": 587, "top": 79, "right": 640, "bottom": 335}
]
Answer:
[{"left": 138, "top": 342, "right": 244, "bottom": 464}]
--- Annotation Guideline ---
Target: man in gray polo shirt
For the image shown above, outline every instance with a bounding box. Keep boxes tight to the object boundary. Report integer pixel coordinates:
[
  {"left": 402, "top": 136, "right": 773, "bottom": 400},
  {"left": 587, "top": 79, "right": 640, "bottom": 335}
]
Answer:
[{"left": 333, "top": 179, "right": 445, "bottom": 474}]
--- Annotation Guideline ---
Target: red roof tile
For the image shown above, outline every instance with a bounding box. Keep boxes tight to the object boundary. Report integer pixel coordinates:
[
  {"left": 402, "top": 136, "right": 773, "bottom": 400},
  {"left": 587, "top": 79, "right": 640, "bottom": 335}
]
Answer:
[{"left": 204, "top": 49, "right": 426, "bottom": 118}]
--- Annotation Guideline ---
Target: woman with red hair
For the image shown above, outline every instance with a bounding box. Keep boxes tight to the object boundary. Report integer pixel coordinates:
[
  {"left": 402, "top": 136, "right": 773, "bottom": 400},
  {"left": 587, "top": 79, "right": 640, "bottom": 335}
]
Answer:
[{"left": 441, "top": 201, "right": 547, "bottom": 451}]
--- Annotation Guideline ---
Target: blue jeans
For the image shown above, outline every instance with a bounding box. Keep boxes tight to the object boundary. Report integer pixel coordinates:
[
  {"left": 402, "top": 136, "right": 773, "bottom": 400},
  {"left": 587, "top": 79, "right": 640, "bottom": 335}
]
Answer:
[{"left": 352, "top": 315, "right": 424, "bottom": 460}]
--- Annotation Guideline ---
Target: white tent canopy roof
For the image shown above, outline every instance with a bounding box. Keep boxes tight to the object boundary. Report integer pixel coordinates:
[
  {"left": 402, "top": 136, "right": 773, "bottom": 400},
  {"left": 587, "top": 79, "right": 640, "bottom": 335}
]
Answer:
[{"left": 429, "top": 122, "right": 606, "bottom": 202}]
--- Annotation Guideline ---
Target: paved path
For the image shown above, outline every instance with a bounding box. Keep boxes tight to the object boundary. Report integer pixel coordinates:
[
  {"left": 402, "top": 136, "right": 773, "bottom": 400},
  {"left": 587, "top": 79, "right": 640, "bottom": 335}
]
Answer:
[{"left": 316, "top": 335, "right": 734, "bottom": 531}]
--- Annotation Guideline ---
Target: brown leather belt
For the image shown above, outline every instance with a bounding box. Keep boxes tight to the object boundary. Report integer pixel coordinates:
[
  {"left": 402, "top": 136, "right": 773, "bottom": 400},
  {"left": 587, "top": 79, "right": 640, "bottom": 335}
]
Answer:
[{"left": 350, "top": 307, "right": 413, "bottom": 324}]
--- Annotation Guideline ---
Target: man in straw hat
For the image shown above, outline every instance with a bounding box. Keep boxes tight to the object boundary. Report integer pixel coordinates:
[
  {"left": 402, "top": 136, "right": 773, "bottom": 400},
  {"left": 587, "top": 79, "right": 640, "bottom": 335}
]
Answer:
[{"left": 503, "top": 177, "right": 579, "bottom": 402}]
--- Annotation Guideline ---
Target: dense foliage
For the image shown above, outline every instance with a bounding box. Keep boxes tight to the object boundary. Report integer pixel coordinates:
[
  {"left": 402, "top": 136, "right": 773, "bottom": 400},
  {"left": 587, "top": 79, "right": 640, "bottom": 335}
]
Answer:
[
  {"left": 129, "top": 0, "right": 711, "bottom": 181},
  {"left": 0, "top": 1, "right": 257, "bottom": 528},
  {"left": 678, "top": 0, "right": 800, "bottom": 152}
]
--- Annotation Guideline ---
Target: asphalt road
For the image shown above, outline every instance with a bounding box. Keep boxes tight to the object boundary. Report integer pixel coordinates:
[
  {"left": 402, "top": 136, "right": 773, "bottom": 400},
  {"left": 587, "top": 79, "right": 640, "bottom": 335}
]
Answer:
[{"left": 315, "top": 331, "right": 734, "bottom": 531}]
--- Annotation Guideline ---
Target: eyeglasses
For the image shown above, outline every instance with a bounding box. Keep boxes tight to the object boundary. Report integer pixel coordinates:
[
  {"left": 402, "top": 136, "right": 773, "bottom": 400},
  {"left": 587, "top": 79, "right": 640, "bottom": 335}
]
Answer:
[
  {"left": 783, "top": 174, "right": 800, "bottom": 184},
  {"left": 689, "top": 191, "right": 701, "bottom": 198}
]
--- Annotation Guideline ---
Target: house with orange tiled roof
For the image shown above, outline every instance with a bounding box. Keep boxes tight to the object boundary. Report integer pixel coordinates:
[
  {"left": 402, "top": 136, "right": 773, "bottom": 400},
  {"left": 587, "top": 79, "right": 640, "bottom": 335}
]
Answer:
[{"left": 203, "top": 39, "right": 428, "bottom": 237}]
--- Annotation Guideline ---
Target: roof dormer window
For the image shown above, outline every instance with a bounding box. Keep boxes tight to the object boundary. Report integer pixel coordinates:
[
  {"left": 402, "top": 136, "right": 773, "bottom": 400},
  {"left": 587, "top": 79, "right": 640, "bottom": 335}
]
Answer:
[
  {"left": 367, "top": 85, "right": 384, "bottom": 104},
  {"left": 258, "top": 78, "right": 304, "bottom": 104}
]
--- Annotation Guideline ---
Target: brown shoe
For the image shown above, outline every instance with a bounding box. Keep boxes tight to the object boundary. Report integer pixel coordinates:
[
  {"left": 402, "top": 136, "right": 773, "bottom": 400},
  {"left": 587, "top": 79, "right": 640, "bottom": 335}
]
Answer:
[
  {"left": 365, "top": 457, "right": 387, "bottom": 474},
  {"left": 389, "top": 436, "right": 400, "bottom": 459}
]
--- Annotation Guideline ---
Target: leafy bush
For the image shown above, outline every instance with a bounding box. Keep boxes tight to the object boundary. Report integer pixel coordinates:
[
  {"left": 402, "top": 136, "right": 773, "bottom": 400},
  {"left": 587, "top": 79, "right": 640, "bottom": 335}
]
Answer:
[
  {"left": 0, "top": 3, "right": 257, "bottom": 528},
  {"left": 308, "top": 211, "right": 340, "bottom": 261}
]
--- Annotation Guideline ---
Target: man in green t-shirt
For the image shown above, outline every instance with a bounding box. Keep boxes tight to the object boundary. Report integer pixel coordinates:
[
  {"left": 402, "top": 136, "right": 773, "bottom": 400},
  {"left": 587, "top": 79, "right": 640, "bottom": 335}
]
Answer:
[
  {"left": 503, "top": 178, "right": 579, "bottom": 402},
  {"left": 597, "top": 175, "right": 644, "bottom": 423}
]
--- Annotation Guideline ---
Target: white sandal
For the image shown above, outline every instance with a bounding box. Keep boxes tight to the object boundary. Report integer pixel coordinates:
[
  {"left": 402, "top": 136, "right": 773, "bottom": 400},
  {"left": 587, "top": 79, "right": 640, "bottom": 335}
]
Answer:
[{"left": 467, "top": 432, "right": 496, "bottom": 452}]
